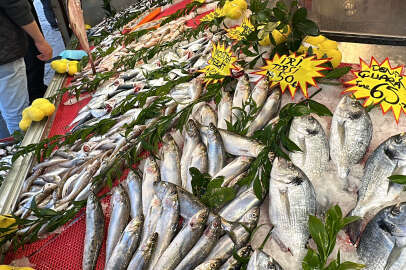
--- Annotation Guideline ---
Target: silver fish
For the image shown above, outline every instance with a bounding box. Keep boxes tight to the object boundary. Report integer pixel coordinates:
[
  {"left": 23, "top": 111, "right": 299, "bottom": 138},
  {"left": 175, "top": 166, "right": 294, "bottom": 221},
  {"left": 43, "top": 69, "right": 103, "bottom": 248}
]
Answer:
[
  {"left": 186, "top": 143, "right": 208, "bottom": 193},
  {"left": 246, "top": 87, "right": 281, "bottom": 137},
  {"left": 207, "top": 123, "right": 226, "bottom": 177},
  {"left": 232, "top": 74, "right": 251, "bottom": 124},
  {"left": 126, "top": 170, "right": 143, "bottom": 219},
  {"left": 148, "top": 182, "right": 180, "bottom": 270},
  {"left": 330, "top": 96, "right": 373, "bottom": 179},
  {"left": 140, "top": 195, "right": 162, "bottom": 246},
  {"left": 269, "top": 157, "right": 316, "bottom": 260},
  {"left": 288, "top": 115, "right": 329, "bottom": 184},
  {"left": 349, "top": 133, "right": 406, "bottom": 243},
  {"left": 160, "top": 134, "right": 182, "bottom": 186},
  {"left": 105, "top": 184, "right": 131, "bottom": 265},
  {"left": 213, "top": 156, "right": 252, "bottom": 187},
  {"left": 246, "top": 249, "right": 283, "bottom": 270},
  {"left": 181, "top": 119, "right": 203, "bottom": 188},
  {"left": 82, "top": 192, "right": 104, "bottom": 270},
  {"left": 250, "top": 78, "right": 269, "bottom": 110},
  {"left": 358, "top": 203, "right": 406, "bottom": 270},
  {"left": 217, "top": 91, "right": 232, "bottom": 129},
  {"left": 142, "top": 157, "right": 160, "bottom": 216},
  {"left": 128, "top": 232, "right": 159, "bottom": 270},
  {"left": 219, "top": 186, "right": 261, "bottom": 222},
  {"left": 219, "top": 246, "right": 252, "bottom": 270},
  {"left": 153, "top": 209, "right": 208, "bottom": 270},
  {"left": 175, "top": 216, "right": 222, "bottom": 270},
  {"left": 195, "top": 259, "right": 222, "bottom": 270},
  {"left": 217, "top": 129, "right": 265, "bottom": 158},
  {"left": 105, "top": 216, "right": 144, "bottom": 270},
  {"left": 197, "top": 104, "right": 218, "bottom": 127}
]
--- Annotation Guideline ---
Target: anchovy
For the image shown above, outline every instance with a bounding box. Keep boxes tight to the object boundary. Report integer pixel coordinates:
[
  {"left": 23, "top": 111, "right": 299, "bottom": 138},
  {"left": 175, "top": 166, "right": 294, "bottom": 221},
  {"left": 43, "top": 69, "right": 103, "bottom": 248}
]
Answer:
[
  {"left": 232, "top": 74, "right": 251, "bottom": 124},
  {"left": 219, "top": 246, "right": 252, "bottom": 270},
  {"left": 195, "top": 259, "right": 222, "bottom": 270},
  {"left": 82, "top": 192, "right": 104, "bottom": 270},
  {"left": 142, "top": 157, "right": 160, "bottom": 216},
  {"left": 128, "top": 232, "right": 159, "bottom": 270},
  {"left": 250, "top": 78, "right": 269, "bottom": 110},
  {"left": 219, "top": 186, "right": 261, "bottom": 222},
  {"left": 105, "top": 215, "right": 144, "bottom": 270},
  {"left": 330, "top": 96, "right": 373, "bottom": 180},
  {"left": 212, "top": 156, "right": 252, "bottom": 186},
  {"left": 160, "top": 134, "right": 182, "bottom": 186},
  {"left": 217, "top": 91, "right": 232, "bottom": 129},
  {"left": 269, "top": 157, "right": 316, "bottom": 261},
  {"left": 126, "top": 170, "right": 143, "bottom": 219},
  {"left": 288, "top": 115, "right": 329, "bottom": 184},
  {"left": 246, "top": 249, "right": 283, "bottom": 270},
  {"left": 140, "top": 195, "right": 162, "bottom": 246},
  {"left": 175, "top": 216, "right": 222, "bottom": 270},
  {"left": 358, "top": 203, "right": 406, "bottom": 270},
  {"left": 105, "top": 184, "right": 131, "bottom": 265},
  {"left": 349, "top": 133, "right": 406, "bottom": 243},
  {"left": 153, "top": 209, "right": 208, "bottom": 270},
  {"left": 207, "top": 123, "right": 226, "bottom": 177},
  {"left": 186, "top": 143, "right": 208, "bottom": 192}
]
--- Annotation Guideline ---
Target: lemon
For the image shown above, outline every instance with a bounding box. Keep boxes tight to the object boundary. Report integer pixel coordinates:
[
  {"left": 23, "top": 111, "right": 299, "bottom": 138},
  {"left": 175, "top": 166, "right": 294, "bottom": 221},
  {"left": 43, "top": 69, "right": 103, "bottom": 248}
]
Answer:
[
  {"left": 67, "top": 61, "right": 79, "bottom": 76},
  {"left": 297, "top": 45, "right": 307, "bottom": 54},
  {"left": 0, "top": 215, "right": 17, "bottom": 237},
  {"left": 0, "top": 266, "right": 35, "bottom": 270},
  {"left": 32, "top": 98, "right": 51, "bottom": 107},
  {"left": 19, "top": 118, "right": 31, "bottom": 131},
  {"left": 85, "top": 24, "right": 92, "bottom": 30},
  {"left": 304, "top": 35, "right": 326, "bottom": 45},
  {"left": 51, "top": 60, "right": 68, "bottom": 74},
  {"left": 319, "top": 39, "right": 338, "bottom": 50},
  {"left": 223, "top": 6, "right": 243, "bottom": 19},
  {"left": 271, "top": 25, "right": 291, "bottom": 45},
  {"left": 22, "top": 107, "right": 30, "bottom": 119},
  {"left": 313, "top": 49, "right": 324, "bottom": 58},
  {"left": 34, "top": 102, "right": 55, "bottom": 116},
  {"left": 259, "top": 34, "right": 271, "bottom": 46},
  {"left": 233, "top": 0, "right": 247, "bottom": 10},
  {"left": 325, "top": 49, "right": 342, "bottom": 68},
  {"left": 27, "top": 107, "right": 45, "bottom": 121}
]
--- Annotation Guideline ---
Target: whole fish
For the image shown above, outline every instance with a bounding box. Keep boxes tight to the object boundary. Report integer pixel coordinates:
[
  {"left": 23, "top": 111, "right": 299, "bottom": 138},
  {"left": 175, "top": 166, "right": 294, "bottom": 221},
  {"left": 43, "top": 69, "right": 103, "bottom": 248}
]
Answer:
[
  {"left": 213, "top": 156, "right": 252, "bottom": 187},
  {"left": 148, "top": 182, "right": 180, "bottom": 269},
  {"left": 175, "top": 216, "right": 222, "bottom": 270},
  {"left": 186, "top": 143, "right": 208, "bottom": 192},
  {"left": 207, "top": 123, "right": 226, "bottom": 177},
  {"left": 105, "top": 215, "right": 144, "bottom": 270},
  {"left": 246, "top": 87, "right": 281, "bottom": 137},
  {"left": 269, "top": 157, "right": 316, "bottom": 261},
  {"left": 105, "top": 184, "right": 131, "bottom": 265},
  {"left": 195, "top": 259, "right": 222, "bottom": 270},
  {"left": 217, "top": 91, "right": 232, "bottom": 129},
  {"left": 153, "top": 209, "right": 208, "bottom": 270},
  {"left": 250, "top": 78, "right": 269, "bottom": 110},
  {"left": 232, "top": 74, "right": 251, "bottom": 124},
  {"left": 82, "top": 192, "right": 104, "bottom": 270},
  {"left": 197, "top": 104, "right": 218, "bottom": 127},
  {"left": 181, "top": 119, "right": 202, "bottom": 188},
  {"left": 142, "top": 157, "right": 160, "bottom": 216},
  {"left": 358, "top": 203, "right": 406, "bottom": 270},
  {"left": 128, "top": 232, "right": 159, "bottom": 270},
  {"left": 349, "top": 133, "right": 406, "bottom": 243},
  {"left": 126, "top": 170, "right": 143, "bottom": 219},
  {"left": 330, "top": 96, "right": 372, "bottom": 180},
  {"left": 219, "top": 246, "right": 252, "bottom": 270},
  {"left": 217, "top": 129, "right": 265, "bottom": 158},
  {"left": 140, "top": 195, "right": 162, "bottom": 246},
  {"left": 246, "top": 249, "right": 283, "bottom": 270},
  {"left": 160, "top": 134, "right": 182, "bottom": 186},
  {"left": 288, "top": 115, "right": 329, "bottom": 184},
  {"left": 219, "top": 186, "right": 260, "bottom": 222}
]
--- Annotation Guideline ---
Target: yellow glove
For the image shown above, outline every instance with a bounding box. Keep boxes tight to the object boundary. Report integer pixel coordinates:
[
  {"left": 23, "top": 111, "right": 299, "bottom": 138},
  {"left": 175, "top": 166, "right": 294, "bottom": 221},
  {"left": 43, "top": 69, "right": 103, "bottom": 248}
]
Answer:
[
  {"left": 0, "top": 266, "right": 35, "bottom": 270},
  {"left": 0, "top": 215, "right": 17, "bottom": 238}
]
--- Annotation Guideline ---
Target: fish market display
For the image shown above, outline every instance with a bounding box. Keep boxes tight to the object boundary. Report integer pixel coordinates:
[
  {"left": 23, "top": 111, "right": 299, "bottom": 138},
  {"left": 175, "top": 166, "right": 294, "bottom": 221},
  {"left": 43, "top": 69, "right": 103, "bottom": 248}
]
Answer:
[
  {"left": 0, "top": 140, "right": 18, "bottom": 187},
  {"left": 7, "top": 1, "right": 406, "bottom": 270}
]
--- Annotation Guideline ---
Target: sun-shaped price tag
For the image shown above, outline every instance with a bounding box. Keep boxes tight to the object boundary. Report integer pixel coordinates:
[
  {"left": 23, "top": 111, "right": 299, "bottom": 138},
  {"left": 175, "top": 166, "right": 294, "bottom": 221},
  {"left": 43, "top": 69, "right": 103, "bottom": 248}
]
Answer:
[
  {"left": 200, "top": 8, "right": 224, "bottom": 22},
  {"left": 255, "top": 53, "right": 329, "bottom": 98},
  {"left": 199, "top": 42, "right": 238, "bottom": 84},
  {"left": 226, "top": 17, "right": 255, "bottom": 41},
  {"left": 343, "top": 57, "right": 406, "bottom": 122}
]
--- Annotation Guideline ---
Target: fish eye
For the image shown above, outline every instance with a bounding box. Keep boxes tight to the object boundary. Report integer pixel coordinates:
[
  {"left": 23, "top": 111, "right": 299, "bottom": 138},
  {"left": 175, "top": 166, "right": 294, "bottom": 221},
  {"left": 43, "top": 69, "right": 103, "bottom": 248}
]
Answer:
[
  {"left": 307, "top": 116, "right": 314, "bottom": 122},
  {"left": 287, "top": 161, "right": 294, "bottom": 169},
  {"left": 394, "top": 135, "right": 403, "bottom": 144},
  {"left": 391, "top": 205, "right": 401, "bottom": 216}
]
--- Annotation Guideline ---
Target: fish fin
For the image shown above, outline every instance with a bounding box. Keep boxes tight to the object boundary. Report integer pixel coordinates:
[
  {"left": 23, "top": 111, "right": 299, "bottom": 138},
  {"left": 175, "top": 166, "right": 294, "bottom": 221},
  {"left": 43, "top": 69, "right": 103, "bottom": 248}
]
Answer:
[
  {"left": 346, "top": 218, "right": 362, "bottom": 244},
  {"left": 384, "top": 246, "right": 403, "bottom": 270},
  {"left": 337, "top": 120, "right": 346, "bottom": 147},
  {"left": 279, "top": 189, "right": 291, "bottom": 224},
  {"left": 272, "top": 232, "right": 290, "bottom": 253}
]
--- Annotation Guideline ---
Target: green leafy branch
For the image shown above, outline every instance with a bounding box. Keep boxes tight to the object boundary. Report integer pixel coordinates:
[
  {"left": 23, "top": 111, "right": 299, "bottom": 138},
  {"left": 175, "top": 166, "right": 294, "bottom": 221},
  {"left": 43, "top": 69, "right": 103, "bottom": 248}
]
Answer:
[
  {"left": 303, "top": 205, "right": 364, "bottom": 270},
  {"left": 226, "top": 97, "right": 261, "bottom": 136}
]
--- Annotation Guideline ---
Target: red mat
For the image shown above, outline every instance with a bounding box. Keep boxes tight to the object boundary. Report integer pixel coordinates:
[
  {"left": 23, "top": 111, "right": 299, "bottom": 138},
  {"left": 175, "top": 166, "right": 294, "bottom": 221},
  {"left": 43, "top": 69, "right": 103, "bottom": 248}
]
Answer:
[{"left": 4, "top": 1, "right": 213, "bottom": 269}]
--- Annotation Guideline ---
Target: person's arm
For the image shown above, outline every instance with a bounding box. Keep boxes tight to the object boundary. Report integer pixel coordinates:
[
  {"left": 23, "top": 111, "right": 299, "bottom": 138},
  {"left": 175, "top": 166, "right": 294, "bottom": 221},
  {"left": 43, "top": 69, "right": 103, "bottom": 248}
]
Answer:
[
  {"left": 0, "top": 0, "right": 52, "bottom": 61},
  {"left": 21, "top": 21, "right": 53, "bottom": 61}
]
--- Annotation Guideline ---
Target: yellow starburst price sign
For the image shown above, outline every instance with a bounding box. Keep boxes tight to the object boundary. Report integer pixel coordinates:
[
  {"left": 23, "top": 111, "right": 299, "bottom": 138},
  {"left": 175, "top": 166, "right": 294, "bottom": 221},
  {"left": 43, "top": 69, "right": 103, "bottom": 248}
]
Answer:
[
  {"left": 199, "top": 42, "right": 238, "bottom": 84},
  {"left": 200, "top": 8, "right": 224, "bottom": 22},
  {"left": 226, "top": 17, "right": 255, "bottom": 40},
  {"left": 255, "top": 53, "right": 328, "bottom": 98},
  {"left": 343, "top": 57, "right": 406, "bottom": 123}
]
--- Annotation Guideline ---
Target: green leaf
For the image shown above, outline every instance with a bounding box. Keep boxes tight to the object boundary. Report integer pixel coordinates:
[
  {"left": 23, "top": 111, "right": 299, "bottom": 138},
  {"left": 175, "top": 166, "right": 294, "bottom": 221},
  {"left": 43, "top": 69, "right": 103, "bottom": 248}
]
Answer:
[
  {"left": 190, "top": 167, "right": 211, "bottom": 198},
  {"left": 341, "top": 216, "right": 361, "bottom": 228},
  {"left": 337, "top": 262, "right": 365, "bottom": 270},
  {"left": 292, "top": 8, "right": 307, "bottom": 24},
  {"left": 207, "top": 177, "right": 224, "bottom": 190},
  {"left": 281, "top": 133, "right": 302, "bottom": 152},
  {"left": 308, "top": 215, "right": 328, "bottom": 262},
  {"left": 307, "top": 100, "right": 333, "bottom": 116},
  {"left": 201, "top": 187, "right": 236, "bottom": 210},
  {"left": 302, "top": 248, "right": 322, "bottom": 269},
  {"left": 289, "top": 104, "right": 311, "bottom": 116},
  {"left": 296, "top": 19, "right": 320, "bottom": 36},
  {"left": 388, "top": 175, "right": 406, "bottom": 185},
  {"left": 273, "top": 7, "right": 286, "bottom": 21},
  {"left": 323, "top": 67, "right": 351, "bottom": 79},
  {"left": 253, "top": 177, "right": 263, "bottom": 200}
]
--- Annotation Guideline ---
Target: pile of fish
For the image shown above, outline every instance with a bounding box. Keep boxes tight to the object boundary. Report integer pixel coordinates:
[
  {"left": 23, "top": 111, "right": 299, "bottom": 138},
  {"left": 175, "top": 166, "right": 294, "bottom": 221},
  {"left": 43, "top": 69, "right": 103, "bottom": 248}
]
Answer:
[
  {"left": 9, "top": 1, "right": 406, "bottom": 269},
  {"left": 0, "top": 140, "right": 18, "bottom": 186}
]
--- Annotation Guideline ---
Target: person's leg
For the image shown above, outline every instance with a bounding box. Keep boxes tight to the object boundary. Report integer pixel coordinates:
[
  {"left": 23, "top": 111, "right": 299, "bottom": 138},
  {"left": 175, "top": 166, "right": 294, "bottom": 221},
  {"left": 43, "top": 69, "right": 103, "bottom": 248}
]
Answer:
[
  {"left": 0, "top": 58, "right": 30, "bottom": 135},
  {"left": 0, "top": 114, "right": 10, "bottom": 139},
  {"left": 40, "top": 0, "right": 58, "bottom": 28}
]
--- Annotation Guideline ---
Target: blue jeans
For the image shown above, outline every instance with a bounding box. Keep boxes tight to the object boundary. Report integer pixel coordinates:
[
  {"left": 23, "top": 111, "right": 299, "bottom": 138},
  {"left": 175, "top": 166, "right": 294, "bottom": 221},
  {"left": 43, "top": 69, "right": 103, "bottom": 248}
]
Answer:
[{"left": 0, "top": 58, "right": 30, "bottom": 138}]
